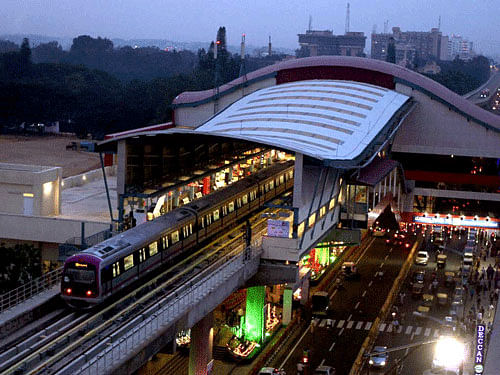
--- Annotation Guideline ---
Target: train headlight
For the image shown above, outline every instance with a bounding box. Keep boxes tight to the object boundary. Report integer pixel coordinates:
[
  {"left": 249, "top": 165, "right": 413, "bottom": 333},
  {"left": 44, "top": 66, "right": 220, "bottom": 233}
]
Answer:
[{"left": 66, "top": 288, "right": 72, "bottom": 295}]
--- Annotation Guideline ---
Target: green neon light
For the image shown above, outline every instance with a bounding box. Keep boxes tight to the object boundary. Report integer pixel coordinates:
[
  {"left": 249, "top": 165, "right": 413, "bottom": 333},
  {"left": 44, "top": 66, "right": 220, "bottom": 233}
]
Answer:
[{"left": 245, "top": 286, "right": 266, "bottom": 343}]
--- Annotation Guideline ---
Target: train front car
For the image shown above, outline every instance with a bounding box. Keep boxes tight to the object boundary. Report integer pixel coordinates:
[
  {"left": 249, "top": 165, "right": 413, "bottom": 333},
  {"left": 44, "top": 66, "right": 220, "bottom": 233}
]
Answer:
[{"left": 61, "top": 253, "right": 102, "bottom": 308}]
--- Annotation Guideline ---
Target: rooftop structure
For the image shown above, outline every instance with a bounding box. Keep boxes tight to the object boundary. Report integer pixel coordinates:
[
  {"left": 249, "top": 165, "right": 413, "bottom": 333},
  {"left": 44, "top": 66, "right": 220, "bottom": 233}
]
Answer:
[{"left": 298, "top": 30, "right": 366, "bottom": 57}]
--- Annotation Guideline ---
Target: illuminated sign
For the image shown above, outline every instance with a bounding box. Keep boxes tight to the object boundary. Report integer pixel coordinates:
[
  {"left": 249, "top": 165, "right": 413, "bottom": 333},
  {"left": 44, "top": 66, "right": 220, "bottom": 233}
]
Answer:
[
  {"left": 75, "top": 263, "right": 88, "bottom": 268},
  {"left": 414, "top": 216, "right": 498, "bottom": 229},
  {"left": 475, "top": 324, "right": 485, "bottom": 374},
  {"left": 267, "top": 219, "right": 290, "bottom": 238}
]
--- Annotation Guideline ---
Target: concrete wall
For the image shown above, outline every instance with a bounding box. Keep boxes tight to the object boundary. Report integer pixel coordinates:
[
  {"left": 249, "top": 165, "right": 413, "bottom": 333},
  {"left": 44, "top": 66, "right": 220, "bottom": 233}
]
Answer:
[
  {"left": 0, "top": 164, "right": 62, "bottom": 216},
  {"left": 174, "top": 77, "right": 276, "bottom": 128},
  {"left": 0, "top": 213, "right": 110, "bottom": 244},
  {"left": 61, "top": 165, "right": 116, "bottom": 190},
  {"left": 392, "top": 83, "right": 500, "bottom": 158}
]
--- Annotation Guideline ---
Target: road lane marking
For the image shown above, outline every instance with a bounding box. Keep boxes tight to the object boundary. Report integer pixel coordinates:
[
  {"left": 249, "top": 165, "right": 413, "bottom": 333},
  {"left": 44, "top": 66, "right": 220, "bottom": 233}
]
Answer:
[
  {"left": 389, "top": 248, "right": 393, "bottom": 253},
  {"left": 424, "top": 328, "right": 431, "bottom": 337},
  {"left": 319, "top": 319, "right": 326, "bottom": 327},
  {"left": 397, "top": 325, "right": 403, "bottom": 333},
  {"left": 368, "top": 281, "right": 373, "bottom": 287},
  {"left": 374, "top": 271, "right": 379, "bottom": 278},
  {"left": 337, "top": 320, "right": 345, "bottom": 328},
  {"left": 355, "top": 301, "right": 360, "bottom": 309},
  {"left": 379, "top": 323, "right": 387, "bottom": 331},
  {"left": 405, "top": 326, "right": 412, "bottom": 334},
  {"left": 347, "top": 321, "right": 354, "bottom": 329},
  {"left": 338, "top": 328, "right": 344, "bottom": 336},
  {"left": 384, "top": 254, "right": 389, "bottom": 260},
  {"left": 356, "top": 321, "right": 364, "bottom": 329},
  {"left": 365, "top": 322, "right": 372, "bottom": 330},
  {"left": 362, "top": 290, "right": 367, "bottom": 297},
  {"left": 320, "top": 358, "right": 325, "bottom": 366},
  {"left": 278, "top": 321, "right": 311, "bottom": 368},
  {"left": 379, "top": 262, "right": 384, "bottom": 268},
  {"left": 415, "top": 327, "right": 422, "bottom": 335},
  {"left": 313, "top": 318, "right": 319, "bottom": 326},
  {"left": 387, "top": 324, "right": 393, "bottom": 332},
  {"left": 347, "top": 314, "right": 352, "bottom": 321},
  {"left": 411, "top": 332, "right": 415, "bottom": 340},
  {"left": 330, "top": 290, "right": 338, "bottom": 301},
  {"left": 405, "top": 348, "right": 409, "bottom": 356},
  {"left": 329, "top": 342, "right": 336, "bottom": 351}
]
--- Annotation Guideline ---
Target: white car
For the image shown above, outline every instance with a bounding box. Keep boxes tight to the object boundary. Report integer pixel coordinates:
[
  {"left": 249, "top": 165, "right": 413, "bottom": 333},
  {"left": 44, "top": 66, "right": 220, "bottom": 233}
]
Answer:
[
  {"left": 259, "top": 368, "right": 285, "bottom": 375},
  {"left": 415, "top": 251, "right": 429, "bottom": 265}
]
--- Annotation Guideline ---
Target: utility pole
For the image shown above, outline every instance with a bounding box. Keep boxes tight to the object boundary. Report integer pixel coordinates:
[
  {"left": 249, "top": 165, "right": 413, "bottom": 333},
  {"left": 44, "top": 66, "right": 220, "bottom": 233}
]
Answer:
[{"left": 345, "top": 3, "right": 350, "bottom": 34}]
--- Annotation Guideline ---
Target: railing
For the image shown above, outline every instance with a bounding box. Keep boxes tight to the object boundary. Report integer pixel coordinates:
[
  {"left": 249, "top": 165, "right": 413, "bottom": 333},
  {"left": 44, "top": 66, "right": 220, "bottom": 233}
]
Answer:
[
  {"left": 77, "top": 244, "right": 261, "bottom": 374},
  {"left": 0, "top": 267, "right": 62, "bottom": 314}
]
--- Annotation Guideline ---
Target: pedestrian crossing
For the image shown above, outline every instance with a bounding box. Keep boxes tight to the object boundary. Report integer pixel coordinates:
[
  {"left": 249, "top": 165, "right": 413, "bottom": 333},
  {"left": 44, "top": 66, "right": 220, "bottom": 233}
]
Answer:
[{"left": 314, "top": 318, "right": 442, "bottom": 337}]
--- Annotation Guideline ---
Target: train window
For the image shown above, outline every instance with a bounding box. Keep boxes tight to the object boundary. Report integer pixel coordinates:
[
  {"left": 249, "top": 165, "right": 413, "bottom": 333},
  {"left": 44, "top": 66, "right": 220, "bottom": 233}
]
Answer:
[
  {"left": 200, "top": 217, "right": 205, "bottom": 228},
  {"left": 249, "top": 191, "right": 256, "bottom": 201},
  {"left": 171, "top": 230, "right": 180, "bottom": 244},
  {"left": 329, "top": 197, "right": 336, "bottom": 210},
  {"left": 261, "top": 185, "right": 265, "bottom": 194},
  {"left": 279, "top": 175, "right": 285, "bottom": 185},
  {"left": 320, "top": 205, "right": 326, "bottom": 218},
  {"left": 162, "top": 235, "right": 169, "bottom": 249},
  {"left": 206, "top": 214, "right": 212, "bottom": 225},
  {"left": 149, "top": 242, "right": 158, "bottom": 256},
  {"left": 264, "top": 183, "right": 269, "bottom": 193},
  {"left": 182, "top": 224, "right": 192, "bottom": 238},
  {"left": 124, "top": 255, "right": 134, "bottom": 271},
  {"left": 308, "top": 213, "right": 316, "bottom": 228},
  {"left": 228, "top": 201, "right": 234, "bottom": 213},
  {"left": 269, "top": 180, "right": 274, "bottom": 190},
  {"left": 189, "top": 223, "right": 193, "bottom": 234},
  {"left": 222, "top": 205, "right": 227, "bottom": 216},
  {"left": 213, "top": 209, "right": 220, "bottom": 221},
  {"left": 236, "top": 197, "right": 242, "bottom": 208},
  {"left": 112, "top": 262, "right": 120, "bottom": 277},
  {"left": 242, "top": 194, "right": 248, "bottom": 205},
  {"left": 139, "top": 248, "right": 146, "bottom": 262}
]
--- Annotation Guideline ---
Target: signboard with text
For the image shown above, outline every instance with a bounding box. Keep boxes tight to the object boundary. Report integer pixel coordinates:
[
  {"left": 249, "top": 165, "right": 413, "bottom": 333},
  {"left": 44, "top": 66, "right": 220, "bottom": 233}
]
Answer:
[
  {"left": 475, "top": 324, "right": 486, "bottom": 374},
  {"left": 267, "top": 219, "right": 290, "bottom": 238}
]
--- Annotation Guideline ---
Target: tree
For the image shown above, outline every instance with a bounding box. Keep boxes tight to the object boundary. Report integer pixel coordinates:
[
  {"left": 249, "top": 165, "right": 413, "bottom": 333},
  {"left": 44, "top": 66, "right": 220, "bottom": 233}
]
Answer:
[{"left": 386, "top": 37, "right": 396, "bottom": 64}]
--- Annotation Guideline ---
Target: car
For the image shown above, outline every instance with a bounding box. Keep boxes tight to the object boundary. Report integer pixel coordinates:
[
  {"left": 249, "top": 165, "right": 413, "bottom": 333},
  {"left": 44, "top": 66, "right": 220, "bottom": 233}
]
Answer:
[
  {"left": 415, "top": 251, "right": 429, "bottom": 265},
  {"left": 372, "top": 228, "right": 387, "bottom": 237},
  {"left": 259, "top": 368, "right": 285, "bottom": 375},
  {"left": 313, "top": 365, "right": 336, "bottom": 375},
  {"left": 342, "top": 262, "right": 360, "bottom": 280},
  {"left": 369, "top": 346, "right": 388, "bottom": 368}
]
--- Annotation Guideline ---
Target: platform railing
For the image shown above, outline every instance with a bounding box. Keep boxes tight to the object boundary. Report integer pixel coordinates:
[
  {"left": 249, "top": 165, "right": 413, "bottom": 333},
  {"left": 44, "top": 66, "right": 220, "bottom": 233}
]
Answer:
[
  {"left": 0, "top": 267, "right": 62, "bottom": 313},
  {"left": 77, "top": 243, "right": 262, "bottom": 375}
]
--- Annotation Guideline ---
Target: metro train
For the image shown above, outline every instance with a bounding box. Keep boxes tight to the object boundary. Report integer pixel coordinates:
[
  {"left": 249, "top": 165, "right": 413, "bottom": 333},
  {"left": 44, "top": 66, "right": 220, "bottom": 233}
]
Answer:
[{"left": 61, "top": 160, "right": 294, "bottom": 308}]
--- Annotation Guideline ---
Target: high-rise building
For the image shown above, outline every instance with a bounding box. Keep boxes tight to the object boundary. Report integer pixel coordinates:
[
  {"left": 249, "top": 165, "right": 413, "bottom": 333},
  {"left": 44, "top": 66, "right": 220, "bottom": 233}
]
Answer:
[
  {"left": 371, "top": 27, "right": 443, "bottom": 67},
  {"left": 448, "top": 35, "right": 475, "bottom": 61},
  {"left": 297, "top": 30, "right": 366, "bottom": 57}
]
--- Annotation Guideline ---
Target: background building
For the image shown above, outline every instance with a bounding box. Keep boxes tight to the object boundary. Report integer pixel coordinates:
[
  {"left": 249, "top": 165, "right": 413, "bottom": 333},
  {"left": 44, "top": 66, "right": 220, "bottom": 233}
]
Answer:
[
  {"left": 297, "top": 30, "right": 366, "bottom": 57},
  {"left": 447, "top": 34, "right": 475, "bottom": 61}
]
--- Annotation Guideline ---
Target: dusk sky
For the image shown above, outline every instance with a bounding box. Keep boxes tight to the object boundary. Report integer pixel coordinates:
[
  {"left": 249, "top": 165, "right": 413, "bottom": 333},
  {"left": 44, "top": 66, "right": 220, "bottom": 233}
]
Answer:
[{"left": 2, "top": 0, "right": 499, "bottom": 54}]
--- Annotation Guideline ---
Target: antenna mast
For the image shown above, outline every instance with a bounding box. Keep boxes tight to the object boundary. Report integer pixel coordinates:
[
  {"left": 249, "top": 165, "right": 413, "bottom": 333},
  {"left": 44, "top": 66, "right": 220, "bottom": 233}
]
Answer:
[
  {"left": 308, "top": 15, "right": 312, "bottom": 31},
  {"left": 345, "top": 3, "right": 350, "bottom": 34}
]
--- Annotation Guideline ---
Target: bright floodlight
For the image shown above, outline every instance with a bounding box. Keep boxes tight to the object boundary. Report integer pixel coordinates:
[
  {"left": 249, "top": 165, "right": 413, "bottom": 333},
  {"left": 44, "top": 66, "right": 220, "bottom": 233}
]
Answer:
[{"left": 433, "top": 336, "right": 465, "bottom": 370}]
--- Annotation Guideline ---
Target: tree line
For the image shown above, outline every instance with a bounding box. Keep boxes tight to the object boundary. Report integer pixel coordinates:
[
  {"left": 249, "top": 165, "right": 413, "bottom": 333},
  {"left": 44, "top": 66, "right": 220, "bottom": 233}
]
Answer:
[{"left": 0, "top": 32, "right": 283, "bottom": 138}]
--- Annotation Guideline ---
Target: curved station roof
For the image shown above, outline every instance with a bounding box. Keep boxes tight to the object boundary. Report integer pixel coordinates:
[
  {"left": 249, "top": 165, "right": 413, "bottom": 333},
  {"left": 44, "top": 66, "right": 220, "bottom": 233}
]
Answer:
[{"left": 194, "top": 79, "right": 410, "bottom": 161}]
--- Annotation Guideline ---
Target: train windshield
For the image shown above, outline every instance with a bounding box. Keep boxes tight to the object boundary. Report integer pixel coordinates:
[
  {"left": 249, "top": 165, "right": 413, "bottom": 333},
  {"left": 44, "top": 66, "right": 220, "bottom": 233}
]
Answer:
[{"left": 64, "top": 263, "right": 96, "bottom": 284}]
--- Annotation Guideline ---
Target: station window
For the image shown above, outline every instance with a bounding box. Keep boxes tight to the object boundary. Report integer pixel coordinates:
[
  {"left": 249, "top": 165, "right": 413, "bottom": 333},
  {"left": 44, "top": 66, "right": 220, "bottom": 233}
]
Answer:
[
  {"left": 320, "top": 205, "right": 326, "bottom": 217},
  {"left": 112, "top": 262, "right": 120, "bottom": 278},
  {"left": 228, "top": 201, "right": 235, "bottom": 213},
  {"left": 171, "top": 230, "right": 180, "bottom": 244},
  {"left": 297, "top": 222, "right": 305, "bottom": 238},
  {"left": 308, "top": 213, "right": 316, "bottom": 228},
  {"left": 242, "top": 194, "right": 248, "bottom": 205},
  {"left": 124, "top": 254, "right": 134, "bottom": 271},
  {"left": 149, "top": 242, "right": 158, "bottom": 256},
  {"left": 139, "top": 248, "right": 147, "bottom": 262},
  {"left": 162, "top": 235, "right": 169, "bottom": 249},
  {"left": 329, "top": 197, "right": 336, "bottom": 210},
  {"left": 213, "top": 209, "right": 220, "bottom": 221}
]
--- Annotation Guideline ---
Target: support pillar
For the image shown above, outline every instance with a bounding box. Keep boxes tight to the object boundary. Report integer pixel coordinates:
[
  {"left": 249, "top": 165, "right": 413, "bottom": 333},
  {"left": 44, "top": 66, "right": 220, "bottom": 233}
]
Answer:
[
  {"left": 282, "top": 288, "right": 293, "bottom": 326},
  {"left": 188, "top": 313, "right": 214, "bottom": 375},
  {"left": 245, "top": 286, "right": 266, "bottom": 343},
  {"left": 293, "top": 153, "right": 304, "bottom": 208}
]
